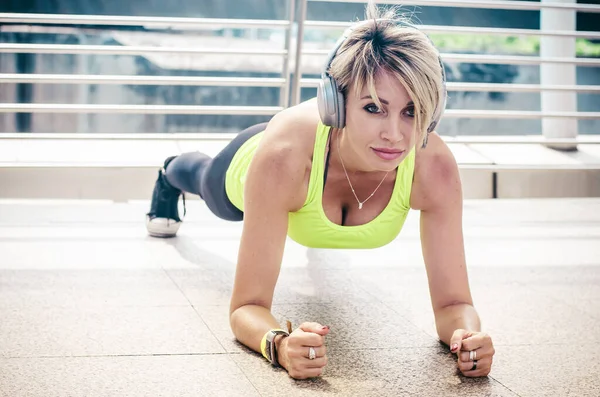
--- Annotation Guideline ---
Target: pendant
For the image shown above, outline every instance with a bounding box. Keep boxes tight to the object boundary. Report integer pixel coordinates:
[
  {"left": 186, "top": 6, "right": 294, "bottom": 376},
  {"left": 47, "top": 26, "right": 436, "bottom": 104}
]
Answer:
[{"left": 358, "top": 202, "right": 363, "bottom": 210}]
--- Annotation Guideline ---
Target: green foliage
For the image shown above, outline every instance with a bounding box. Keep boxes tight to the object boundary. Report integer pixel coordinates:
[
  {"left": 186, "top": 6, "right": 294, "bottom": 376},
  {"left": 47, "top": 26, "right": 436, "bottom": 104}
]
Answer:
[
  {"left": 428, "top": 33, "right": 600, "bottom": 57},
  {"left": 316, "top": 30, "right": 600, "bottom": 57}
]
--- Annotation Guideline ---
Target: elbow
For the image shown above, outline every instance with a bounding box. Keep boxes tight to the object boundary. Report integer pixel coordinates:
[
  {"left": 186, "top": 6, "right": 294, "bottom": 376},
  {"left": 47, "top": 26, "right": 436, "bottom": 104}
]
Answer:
[
  {"left": 433, "top": 300, "right": 474, "bottom": 318},
  {"left": 228, "top": 299, "right": 270, "bottom": 330},
  {"left": 439, "top": 300, "right": 473, "bottom": 310}
]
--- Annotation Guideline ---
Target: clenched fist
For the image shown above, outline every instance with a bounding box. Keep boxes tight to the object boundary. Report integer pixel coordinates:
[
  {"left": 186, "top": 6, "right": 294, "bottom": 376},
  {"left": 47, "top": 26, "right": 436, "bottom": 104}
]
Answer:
[
  {"left": 278, "top": 322, "right": 330, "bottom": 379},
  {"left": 450, "top": 329, "right": 495, "bottom": 377}
]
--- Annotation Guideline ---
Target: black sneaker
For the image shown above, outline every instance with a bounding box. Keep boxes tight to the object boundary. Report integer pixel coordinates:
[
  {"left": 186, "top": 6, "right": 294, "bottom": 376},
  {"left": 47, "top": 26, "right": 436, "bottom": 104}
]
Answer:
[{"left": 145, "top": 156, "right": 186, "bottom": 237}]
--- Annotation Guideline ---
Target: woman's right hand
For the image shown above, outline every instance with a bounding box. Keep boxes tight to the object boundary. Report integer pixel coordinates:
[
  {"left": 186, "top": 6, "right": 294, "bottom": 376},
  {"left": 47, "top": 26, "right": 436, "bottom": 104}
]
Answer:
[{"left": 278, "top": 322, "right": 330, "bottom": 379}]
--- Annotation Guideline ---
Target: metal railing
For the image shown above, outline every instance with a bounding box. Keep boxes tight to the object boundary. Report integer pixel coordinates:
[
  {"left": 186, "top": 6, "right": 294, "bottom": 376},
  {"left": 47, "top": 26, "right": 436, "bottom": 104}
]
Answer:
[
  {"left": 308, "top": 0, "right": 600, "bottom": 12},
  {"left": 2, "top": 74, "right": 599, "bottom": 93},
  {"left": 0, "top": 0, "right": 599, "bottom": 143}
]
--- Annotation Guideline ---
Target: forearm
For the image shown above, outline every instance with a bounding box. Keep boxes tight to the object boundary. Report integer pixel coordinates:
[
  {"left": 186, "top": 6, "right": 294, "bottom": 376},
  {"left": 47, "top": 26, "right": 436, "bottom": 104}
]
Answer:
[
  {"left": 230, "top": 304, "right": 285, "bottom": 353},
  {"left": 435, "top": 303, "right": 481, "bottom": 346}
]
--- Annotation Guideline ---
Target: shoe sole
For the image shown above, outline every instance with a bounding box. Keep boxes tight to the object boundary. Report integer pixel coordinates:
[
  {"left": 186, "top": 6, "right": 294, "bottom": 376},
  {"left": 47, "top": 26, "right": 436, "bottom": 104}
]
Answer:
[{"left": 146, "top": 216, "right": 181, "bottom": 238}]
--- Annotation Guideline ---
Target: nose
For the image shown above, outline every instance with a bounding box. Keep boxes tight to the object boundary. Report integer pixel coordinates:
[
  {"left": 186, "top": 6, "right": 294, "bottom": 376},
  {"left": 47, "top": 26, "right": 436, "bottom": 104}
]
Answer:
[{"left": 380, "top": 116, "right": 404, "bottom": 143}]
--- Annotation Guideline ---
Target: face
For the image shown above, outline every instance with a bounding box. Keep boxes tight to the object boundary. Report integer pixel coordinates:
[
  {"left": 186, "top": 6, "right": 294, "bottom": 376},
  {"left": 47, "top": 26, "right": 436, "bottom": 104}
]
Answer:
[{"left": 343, "top": 70, "right": 418, "bottom": 172}]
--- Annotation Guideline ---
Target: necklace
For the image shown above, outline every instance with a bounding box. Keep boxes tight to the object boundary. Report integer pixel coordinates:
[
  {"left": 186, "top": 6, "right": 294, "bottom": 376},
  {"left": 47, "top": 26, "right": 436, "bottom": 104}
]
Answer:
[{"left": 336, "top": 132, "right": 390, "bottom": 210}]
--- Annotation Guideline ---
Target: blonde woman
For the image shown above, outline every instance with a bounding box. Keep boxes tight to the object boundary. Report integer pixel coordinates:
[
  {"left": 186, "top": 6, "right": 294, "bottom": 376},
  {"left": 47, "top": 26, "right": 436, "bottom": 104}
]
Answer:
[{"left": 145, "top": 2, "right": 495, "bottom": 380}]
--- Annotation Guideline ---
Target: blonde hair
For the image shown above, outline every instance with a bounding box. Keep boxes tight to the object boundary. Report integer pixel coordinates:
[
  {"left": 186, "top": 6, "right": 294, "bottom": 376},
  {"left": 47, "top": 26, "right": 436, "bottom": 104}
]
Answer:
[{"left": 327, "top": 1, "right": 445, "bottom": 141}]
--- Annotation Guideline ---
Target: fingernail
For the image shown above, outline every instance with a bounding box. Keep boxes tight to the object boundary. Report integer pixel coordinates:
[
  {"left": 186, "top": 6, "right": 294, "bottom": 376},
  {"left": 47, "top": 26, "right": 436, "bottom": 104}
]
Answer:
[
  {"left": 451, "top": 344, "right": 458, "bottom": 352},
  {"left": 322, "top": 325, "right": 329, "bottom": 330}
]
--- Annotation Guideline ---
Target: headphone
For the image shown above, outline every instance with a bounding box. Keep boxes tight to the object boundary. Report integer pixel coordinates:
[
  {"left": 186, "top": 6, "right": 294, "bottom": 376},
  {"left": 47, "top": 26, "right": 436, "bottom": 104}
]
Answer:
[{"left": 316, "top": 19, "right": 447, "bottom": 146}]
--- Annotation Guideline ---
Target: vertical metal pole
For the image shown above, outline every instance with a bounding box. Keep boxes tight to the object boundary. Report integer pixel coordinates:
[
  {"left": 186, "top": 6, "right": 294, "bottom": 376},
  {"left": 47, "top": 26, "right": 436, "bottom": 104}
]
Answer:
[
  {"left": 280, "top": 0, "right": 296, "bottom": 108},
  {"left": 541, "top": 0, "right": 577, "bottom": 150},
  {"left": 291, "top": 0, "right": 308, "bottom": 106},
  {"left": 15, "top": 33, "right": 34, "bottom": 133},
  {"left": 78, "top": 34, "right": 89, "bottom": 133}
]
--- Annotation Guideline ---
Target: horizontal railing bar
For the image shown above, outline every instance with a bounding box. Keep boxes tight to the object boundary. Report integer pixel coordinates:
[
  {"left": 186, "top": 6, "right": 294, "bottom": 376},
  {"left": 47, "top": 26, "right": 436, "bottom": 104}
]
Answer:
[
  {"left": 461, "top": 164, "right": 600, "bottom": 170},
  {"left": 0, "top": 104, "right": 283, "bottom": 115},
  {"left": 0, "top": 104, "right": 598, "bottom": 119},
  {"left": 302, "top": 49, "right": 600, "bottom": 66},
  {"left": 445, "top": 137, "right": 600, "bottom": 144},
  {"left": 0, "top": 44, "right": 287, "bottom": 56},
  {"left": 308, "top": 0, "right": 600, "bottom": 13},
  {"left": 445, "top": 110, "right": 600, "bottom": 119},
  {"left": 459, "top": 164, "right": 600, "bottom": 170},
  {"left": 300, "top": 79, "right": 600, "bottom": 93},
  {"left": 1, "top": 162, "right": 597, "bottom": 170},
  {"left": 446, "top": 83, "right": 600, "bottom": 93},
  {"left": 305, "top": 21, "right": 600, "bottom": 40},
  {"left": 0, "top": 74, "right": 287, "bottom": 87},
  {"left": 3, "top": 19, "right": 600, "bottom": 40},
  {"left": 442, "top": 54, "right": 600, "bottom": 66},
  {"left": 2, "top": 74, "right": 599, "bottom": 93},
  {"left": 420, "top": 25, "right": 600, "bottom": 40},
  {"left": 5, "top": 75, "right": 599, "bottom": 93},
  {"left": 0, "top": 13, "right": 290, "bottom": 29},
  {"left": 2, "top": 132, "right": 599, "bottom": 145},
  {"left": 2, "top": 44, "right": 597, "bottom": 67}
]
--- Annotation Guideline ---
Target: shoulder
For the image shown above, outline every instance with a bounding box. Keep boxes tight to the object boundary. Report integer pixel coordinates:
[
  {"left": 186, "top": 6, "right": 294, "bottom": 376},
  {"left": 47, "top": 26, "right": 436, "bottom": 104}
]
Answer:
[
  {"left": 245, "top": 98, "right": 322, "bottom": 208},
  {"left": 410, "top": 132, "right": 462, "bottom": 211},
  {"left": 261, "top": 98, "right": 322, "bottom": 152},
  {"left": 255, "top": 100, "right": 319, "bottom": 153},
  {"left": 252, "top": 98, "right": 321, "bottom": 170}
]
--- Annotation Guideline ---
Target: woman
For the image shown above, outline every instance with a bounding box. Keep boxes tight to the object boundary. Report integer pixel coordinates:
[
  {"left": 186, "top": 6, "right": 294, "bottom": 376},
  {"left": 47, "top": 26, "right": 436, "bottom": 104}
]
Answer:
[{"left": 145, "top": 3, "right": 495, "bottom": 380}]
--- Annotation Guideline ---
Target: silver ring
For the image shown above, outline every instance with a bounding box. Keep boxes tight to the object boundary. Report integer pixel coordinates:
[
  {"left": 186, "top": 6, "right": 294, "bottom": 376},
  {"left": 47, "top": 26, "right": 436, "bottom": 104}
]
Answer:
[
  {"left": 309, "top": 347, "right": 316, "bottom": 360},
  {"left": 471, "top": 360, "right": 477, "bottom": 371},
  {"left": 469, "top": 350, "right": 477, "bottom": 361}
]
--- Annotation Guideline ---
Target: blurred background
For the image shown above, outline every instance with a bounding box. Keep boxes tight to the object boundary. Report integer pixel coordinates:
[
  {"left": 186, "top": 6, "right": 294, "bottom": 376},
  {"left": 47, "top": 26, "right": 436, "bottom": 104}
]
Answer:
[
  {"left": 1, "top": 0, "right": 598, "bottom": 136},
  {"left": 0, "top": 0, "right": 599, "bottom": 199}
]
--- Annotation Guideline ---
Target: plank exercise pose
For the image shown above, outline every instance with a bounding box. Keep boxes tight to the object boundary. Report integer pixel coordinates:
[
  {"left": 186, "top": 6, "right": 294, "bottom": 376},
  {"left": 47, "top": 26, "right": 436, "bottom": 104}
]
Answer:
[{"left": 145, "top": 2, "right": 495, "bottom": 380}]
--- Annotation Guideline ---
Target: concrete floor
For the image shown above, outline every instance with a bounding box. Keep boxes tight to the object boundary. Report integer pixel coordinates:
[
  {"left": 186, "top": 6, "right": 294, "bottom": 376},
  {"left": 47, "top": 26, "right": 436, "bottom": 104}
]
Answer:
[{"left": 0, "top": 198, "right": 599, "bottom": 397}]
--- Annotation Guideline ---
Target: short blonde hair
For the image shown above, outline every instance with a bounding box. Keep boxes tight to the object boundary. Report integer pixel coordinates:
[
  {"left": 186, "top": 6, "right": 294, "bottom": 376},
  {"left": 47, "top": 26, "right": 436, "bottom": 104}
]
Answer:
[{"left": 327, "top": 2, "right": 445, "bottom": 141}]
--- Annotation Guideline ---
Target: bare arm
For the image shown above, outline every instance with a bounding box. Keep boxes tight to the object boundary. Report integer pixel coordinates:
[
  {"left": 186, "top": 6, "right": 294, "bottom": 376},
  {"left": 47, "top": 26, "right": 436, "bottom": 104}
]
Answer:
[
  {"left": 228, "top": 114, "right": 306, "bottom": 354},
  {"left": 415, "top": 135, "right": 496, "bottom": 378},
  {"left": 228, "top": 101, "right": 331, "bottom": 380},
  {"left": 415, "top": 135, "right": 480, "bottom": 346}
]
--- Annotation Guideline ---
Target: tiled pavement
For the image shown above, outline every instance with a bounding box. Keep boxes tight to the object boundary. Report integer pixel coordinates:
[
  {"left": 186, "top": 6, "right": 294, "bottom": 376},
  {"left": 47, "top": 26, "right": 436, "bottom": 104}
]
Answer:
[{"left": 1, "top": 198, "right": 599, "bottom": 396}]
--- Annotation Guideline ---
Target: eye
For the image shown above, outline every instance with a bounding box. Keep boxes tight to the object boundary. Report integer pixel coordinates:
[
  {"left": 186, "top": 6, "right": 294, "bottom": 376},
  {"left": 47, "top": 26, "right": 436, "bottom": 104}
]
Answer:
[
  {"left": 404, "top": 106, "right": 415, "bottom": 118},
  {"left": 363, "top": 104, "right": 382, "bottom": 114}
]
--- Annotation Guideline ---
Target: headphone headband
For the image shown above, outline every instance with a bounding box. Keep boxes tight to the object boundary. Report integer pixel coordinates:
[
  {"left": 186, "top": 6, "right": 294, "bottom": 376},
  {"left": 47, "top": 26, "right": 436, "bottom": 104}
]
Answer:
[{"left": 321, "top": 19, "right": 418, "bottom": 79}]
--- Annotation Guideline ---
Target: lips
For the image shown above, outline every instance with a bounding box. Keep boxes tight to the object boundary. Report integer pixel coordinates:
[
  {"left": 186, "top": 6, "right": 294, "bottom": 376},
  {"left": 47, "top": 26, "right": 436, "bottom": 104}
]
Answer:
[{"left": 372, "top": 147, "right": 405, "bottom": 161}]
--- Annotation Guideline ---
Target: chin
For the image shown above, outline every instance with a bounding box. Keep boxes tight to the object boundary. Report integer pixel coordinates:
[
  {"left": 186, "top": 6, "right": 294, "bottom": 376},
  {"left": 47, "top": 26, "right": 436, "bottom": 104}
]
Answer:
[{"left": 370, "top": 152, "right": 407, "bottom": 171}]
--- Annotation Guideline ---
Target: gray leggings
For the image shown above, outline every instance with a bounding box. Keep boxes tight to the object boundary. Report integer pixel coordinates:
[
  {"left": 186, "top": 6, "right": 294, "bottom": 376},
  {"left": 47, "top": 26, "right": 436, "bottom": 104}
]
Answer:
[{"left": 164, "top": 122, "right": 268, "bottom": 221}]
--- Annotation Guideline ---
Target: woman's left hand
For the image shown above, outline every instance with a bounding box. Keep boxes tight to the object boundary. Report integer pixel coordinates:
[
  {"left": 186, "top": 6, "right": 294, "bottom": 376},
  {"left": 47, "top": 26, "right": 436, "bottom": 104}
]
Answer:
[{"left": 449, "top": 329, "right": 495, "bottom": 377}]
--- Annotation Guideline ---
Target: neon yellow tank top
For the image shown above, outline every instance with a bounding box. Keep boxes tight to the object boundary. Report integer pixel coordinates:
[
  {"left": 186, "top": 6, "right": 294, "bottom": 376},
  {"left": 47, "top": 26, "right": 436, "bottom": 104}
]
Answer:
[{"left": 225, "top": 122, "right": 415, "bottom": 249}]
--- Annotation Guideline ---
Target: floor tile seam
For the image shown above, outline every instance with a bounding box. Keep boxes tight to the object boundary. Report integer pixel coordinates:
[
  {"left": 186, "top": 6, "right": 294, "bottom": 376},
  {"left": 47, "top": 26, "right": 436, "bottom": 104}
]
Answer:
[
  {"left": 224, "top": 354, "right": 265, "bottom": 397},
  {"left": 161, "top": 268, "right": 232, "bottom": 356},
  {"left": 487, "top": 376, "right": 523, "bottom": 397},
  {"left": 0, "top": 352, "right": 244, "bottom": 359},
  {"left": 0, "top": 304, "right": 206, "bottom": 309}
]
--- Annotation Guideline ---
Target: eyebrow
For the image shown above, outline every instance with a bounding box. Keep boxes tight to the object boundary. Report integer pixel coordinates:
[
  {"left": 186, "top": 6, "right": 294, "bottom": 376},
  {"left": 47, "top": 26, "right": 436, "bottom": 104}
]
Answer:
[{"left": 360, "top": 95, "right": 413, "bottom": 107}]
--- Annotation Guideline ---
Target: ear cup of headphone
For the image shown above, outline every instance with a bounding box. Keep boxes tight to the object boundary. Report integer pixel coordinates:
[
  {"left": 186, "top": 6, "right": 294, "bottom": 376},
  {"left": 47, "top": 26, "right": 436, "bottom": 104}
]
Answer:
[
  {"left": 317, "top": 75, "right": 345, "bottom": 129},
  {"left": 316, "top": 78, "right": 331, "bottom": 126},
  {"left": 426, "top": 62, "right": 447, "bottom": 134},
  {"left": 330, "top": 77, "right": 345, "bottom": 129}
]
